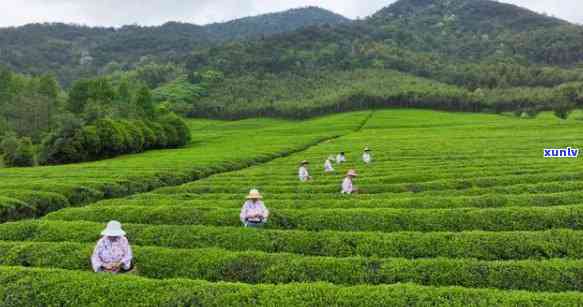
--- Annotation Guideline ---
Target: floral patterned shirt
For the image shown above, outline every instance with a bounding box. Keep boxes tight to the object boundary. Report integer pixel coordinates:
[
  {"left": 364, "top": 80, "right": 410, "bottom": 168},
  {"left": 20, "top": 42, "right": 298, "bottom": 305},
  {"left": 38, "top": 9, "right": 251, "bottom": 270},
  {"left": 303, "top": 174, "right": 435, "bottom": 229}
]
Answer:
[{"left": 91, "top": 236, "right": 133, "bottom": 272}]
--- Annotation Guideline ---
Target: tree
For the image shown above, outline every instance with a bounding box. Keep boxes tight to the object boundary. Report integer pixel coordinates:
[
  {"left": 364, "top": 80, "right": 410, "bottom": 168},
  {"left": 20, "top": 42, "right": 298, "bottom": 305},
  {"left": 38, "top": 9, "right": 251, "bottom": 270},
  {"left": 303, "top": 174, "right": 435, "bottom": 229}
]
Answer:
[
  {"left": 37, "top": 74, "right": 60, "bottom": 128},
  {"left": 134, "top": 86, "right": 155, "bottom": 119},
  {"left": 68, "top": 79, "right": 92, "bottom": 114},
  {"left": 88, "top": 78, "right": 116, "bottom": 107},
  {"left": 553, "top": 101, "right": 576, "bottom": 120},
  {"left": 11, "top": 137, "right": 35, "bottom": 167},
  {"left": 0, "top": 135, "right": 19, "bottom": 165}
]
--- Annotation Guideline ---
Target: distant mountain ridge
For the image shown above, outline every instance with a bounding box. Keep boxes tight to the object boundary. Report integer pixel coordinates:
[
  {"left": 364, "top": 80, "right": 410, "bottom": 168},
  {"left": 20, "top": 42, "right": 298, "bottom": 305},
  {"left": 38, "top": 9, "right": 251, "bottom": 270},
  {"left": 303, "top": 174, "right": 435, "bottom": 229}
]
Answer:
[
  {"left": 0, "top": 7, "right": 350, "bottom": 84},
  {"left": 2, "top": 0, "right": 583, "bottom": 88}
]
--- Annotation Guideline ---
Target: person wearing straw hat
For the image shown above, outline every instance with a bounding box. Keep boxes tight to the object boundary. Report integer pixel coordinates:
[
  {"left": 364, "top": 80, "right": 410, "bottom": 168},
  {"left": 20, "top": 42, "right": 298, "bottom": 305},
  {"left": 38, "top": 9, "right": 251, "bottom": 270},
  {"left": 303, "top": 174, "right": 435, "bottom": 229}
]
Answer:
[
  {"left": 240, "top": 189, "right": 270, "bottom": 228},
  {"left": 336, "top": 152, "right": 346, "bottom": 164},
  {"left": 363, "top": 147, "right": 372, "bottom": 164},
  {"left": 324, "top": 156, "right": 335, "bottom": 173},
  {"left": 341, "top": 169, "right": 359, "bottom": 194},
  {"left": 298, "top": 160, "right": 312, "bottom": 182},
  {"left": 91, "top": 221, "right": 133, "bottom": 273}
]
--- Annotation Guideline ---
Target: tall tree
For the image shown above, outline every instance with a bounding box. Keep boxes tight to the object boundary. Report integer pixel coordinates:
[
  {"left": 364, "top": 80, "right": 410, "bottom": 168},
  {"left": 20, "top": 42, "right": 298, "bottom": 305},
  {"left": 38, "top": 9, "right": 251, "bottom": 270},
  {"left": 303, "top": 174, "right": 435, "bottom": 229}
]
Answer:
[
  {"left": 134, "top": 86, "right": 155, "bottom": 119},
  {"left": 37, "top": 74, "right": 60, "bottom": 128},
  {"left": 68, "top": 79, "right": 92, "bottom": 114}
]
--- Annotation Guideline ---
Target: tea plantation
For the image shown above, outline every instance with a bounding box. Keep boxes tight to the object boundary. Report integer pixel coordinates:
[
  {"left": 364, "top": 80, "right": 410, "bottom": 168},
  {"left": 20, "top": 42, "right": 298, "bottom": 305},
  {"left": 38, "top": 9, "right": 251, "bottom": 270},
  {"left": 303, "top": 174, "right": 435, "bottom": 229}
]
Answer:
[
  {"left": 0, "top": 112, "right": 367, "bottom": 222},
  {"left": 1, "top": 109, "right": 583, "bottom": 306}
]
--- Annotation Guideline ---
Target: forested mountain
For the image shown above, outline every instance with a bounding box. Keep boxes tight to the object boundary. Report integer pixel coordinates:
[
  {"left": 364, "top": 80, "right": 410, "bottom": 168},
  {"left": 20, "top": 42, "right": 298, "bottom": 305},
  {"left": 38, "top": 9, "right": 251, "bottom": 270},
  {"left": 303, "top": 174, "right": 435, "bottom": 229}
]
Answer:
[
  {"left": 0, "top": 7, "right": 350, "bottom": 85},
  {"left": 180, "top": 0, "right": 583, "bottom": 91},
  {"left": 370, "top": 0, "right": 583, "bottom": 65}
]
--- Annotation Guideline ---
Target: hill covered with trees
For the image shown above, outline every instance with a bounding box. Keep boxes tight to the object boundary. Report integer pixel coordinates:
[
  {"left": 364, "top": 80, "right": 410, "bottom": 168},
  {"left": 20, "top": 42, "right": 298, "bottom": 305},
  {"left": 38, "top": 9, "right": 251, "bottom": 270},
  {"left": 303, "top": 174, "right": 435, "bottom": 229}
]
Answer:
[
  {"left": 1, "top": 0, "right": 583, "bottom": 158},
  {"left": 0, "top": 7, "right": 350, "bottom": 85}
]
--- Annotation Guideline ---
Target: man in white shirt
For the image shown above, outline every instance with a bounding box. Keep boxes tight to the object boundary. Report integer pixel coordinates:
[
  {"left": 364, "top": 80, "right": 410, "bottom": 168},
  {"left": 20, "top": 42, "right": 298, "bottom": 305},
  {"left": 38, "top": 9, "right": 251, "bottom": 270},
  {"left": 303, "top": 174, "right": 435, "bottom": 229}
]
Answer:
[
  {"left": 336, "top": 152, "right": 346, "bottom": 164},
  {"left": 298, "top": 160, "right": 312, "bottom": 182},
  {"left": 341, "top": 169, "right": 358, "bottom": 194},
  {"left": 363, "top": 147, "right": 372, "bottom": 164}
]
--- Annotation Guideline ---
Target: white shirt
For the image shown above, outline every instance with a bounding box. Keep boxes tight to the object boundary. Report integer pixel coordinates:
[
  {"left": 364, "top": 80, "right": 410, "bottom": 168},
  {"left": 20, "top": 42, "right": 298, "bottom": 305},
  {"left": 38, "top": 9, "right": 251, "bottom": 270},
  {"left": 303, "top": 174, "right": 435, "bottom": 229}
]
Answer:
[
  {"left": 336, "top": 154, "right": 346, "bottom": 163},
  {"left": 299, "top": 166, "right": 310, "bottom": 181},
  {"left": 363, "top": 152, "right": 372, "bottom": 164},
  {"left": 341, "top": 177, "right": 353, "bottom": 194},
  {"left": 324, "top": 160, "right": 334, "bottom": 172}
]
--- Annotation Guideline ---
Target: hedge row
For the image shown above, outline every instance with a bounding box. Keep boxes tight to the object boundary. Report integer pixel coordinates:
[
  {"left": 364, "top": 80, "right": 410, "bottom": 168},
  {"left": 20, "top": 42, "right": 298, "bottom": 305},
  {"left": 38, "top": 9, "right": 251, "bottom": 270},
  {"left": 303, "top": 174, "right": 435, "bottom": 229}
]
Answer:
[
  {"left": 41, "top": 114, "right": 191, "bottom": 165},
  {"left": 198, "top": 163, "right": 575, "bottom": 183},
  {"left": 2, "top": 221, "right": 583, "bottom": 260},
  {"left": 45, "top": 205, "right": 583, "bottom": 232},
  {"left": 94, "top": 191, "right": 583, "bottom": 210},
  {"left": 0, "top": 191, "right": 69, "bottom": 222},
  {"left": 0, "top": 197, "right": 34, "bottom": 222},
  {"left": 2, "top": 266, "right": 583, "bottom": 306},
  {"left": 0, "top": 132, "right": 352, "bottom": 223},
  {"left": 154, "top": 179, "right": 583, "bottom": 199},
  {"left": 167, "top": 172, "right": 583, "bottom": 194},
  {"left": 2, "top": 241, "right": 583, "bottom": 292}
]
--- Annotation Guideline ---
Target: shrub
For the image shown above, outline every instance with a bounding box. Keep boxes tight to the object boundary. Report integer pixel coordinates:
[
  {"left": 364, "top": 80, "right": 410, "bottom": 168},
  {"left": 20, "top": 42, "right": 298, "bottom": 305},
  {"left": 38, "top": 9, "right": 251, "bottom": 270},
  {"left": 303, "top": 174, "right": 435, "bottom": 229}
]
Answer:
[
  {"left": 0, "top": 135, "right": 19, "bottom": 166},
  {"left": 2, "top": 266, "right": 583, "bottom": 306},
  {"left": 2, "top": 221, "right": 583, "bottom": 261},
  {"left": 119, "top": 120, "right": 145, "bottom": 153},
  {"left": 10, "top": 137, "right": 35, "bottom": 167},
  {"left": 132, "top": 120, "right": 156, "bottom": 150},
  {"left": 39, "top": 132, "right": 86, "bottom": 165},
  {"left": 77, "top": 125, "right": 101, "bottom": 160},
  {"left": 3, "top": 241, "right": 583, "bottom": 292},
  {"left": 44, "top": 205, "right": 583, "bottom": 232},
  {"left": 145, "top": 122, "right": 168, "bottom": 148},
  {"left": 159, "top": 113, "right": 191, "bottom": 147},
  {"left": 95, "top": 118, "right": 126, "bottom": 157}
]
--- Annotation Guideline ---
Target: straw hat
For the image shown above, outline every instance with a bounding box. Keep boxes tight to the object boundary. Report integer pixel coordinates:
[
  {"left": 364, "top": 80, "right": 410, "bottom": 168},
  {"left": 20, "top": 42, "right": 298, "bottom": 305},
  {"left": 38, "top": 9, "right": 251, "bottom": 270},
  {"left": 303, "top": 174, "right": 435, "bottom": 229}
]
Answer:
[
  {"left": 364, "top": 146, "right": 371, "bottom": 152},
  {"left": 347, "top": 169, "right": 358, "bottom": 177},
  {"left": 301, "top": 160, "right": 309, "bottom": 165},
  {"left": 246, "top": 189, "right": 263, "bottom": 199},
  {"left": 101, "top": 220, "right": 126, "bottom": 237}
]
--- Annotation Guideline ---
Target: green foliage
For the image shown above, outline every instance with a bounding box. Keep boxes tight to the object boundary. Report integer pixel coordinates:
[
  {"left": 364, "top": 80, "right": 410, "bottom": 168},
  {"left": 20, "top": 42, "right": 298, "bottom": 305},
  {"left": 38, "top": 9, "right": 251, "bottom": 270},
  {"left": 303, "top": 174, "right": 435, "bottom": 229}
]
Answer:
[
  {"left": 5, "top": 241, "right": 583, "bottom": 292},
  {"left": 0, "top": 112, "right": 367, "bottom": 220},
  {"left": 0, "top": 136, "right": 19, "bottom": 166},
  {"left": 0, "top": 136, "right": 34, "bottom": 167},
  {"left": 4, "top": 266, "right": 583, "bottom": 306},
  {"left": 1, "top": 110, "right": 583, "bottom": 303},
  {"left": 3, "top": 220, "right": 583, "bottom": 261},
  {"left": 134, "top": 85, "right": 155, "bottom": 119},
  {"left": 10, "top": 137, "right": 35, "bottom": 167},
  {"left": 158, "top": 113, "right": 191, "bottom": 147},
  {"left": 67, "top": 79, "right": 92, "bottom": 114},
  {"left": 0, "top": 8, "right": 348, "bottom": 85},
  {"left": 553, "top": 101, "right": 576, "bottom": 120},
  {"left": 152, "top": 76, "right": 206, "bottom": 104}
]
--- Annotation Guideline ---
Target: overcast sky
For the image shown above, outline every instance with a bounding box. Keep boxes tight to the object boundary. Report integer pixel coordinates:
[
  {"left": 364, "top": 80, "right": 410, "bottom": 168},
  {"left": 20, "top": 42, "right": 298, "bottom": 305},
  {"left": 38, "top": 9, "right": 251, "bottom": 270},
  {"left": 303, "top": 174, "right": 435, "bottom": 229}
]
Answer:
[{"left": 0, "top": 0, "right": 581, "bottom": 28}]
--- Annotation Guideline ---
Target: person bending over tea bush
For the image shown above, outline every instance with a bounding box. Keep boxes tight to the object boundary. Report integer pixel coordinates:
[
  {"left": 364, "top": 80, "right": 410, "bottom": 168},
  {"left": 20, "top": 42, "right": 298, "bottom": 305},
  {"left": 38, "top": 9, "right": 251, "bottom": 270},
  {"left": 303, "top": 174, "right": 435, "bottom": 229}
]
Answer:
[
  {"left": 91, "top": 221, "right": 134, "bottom": 273},
  {"left": 299, "top": 160, "right": 312, "bottom": 182},
  {"left": 341, "top": 169, "right": 359, "bottom": 194},
  {"left": 240, "top": 189, "right": 270, "bottom": 228}
]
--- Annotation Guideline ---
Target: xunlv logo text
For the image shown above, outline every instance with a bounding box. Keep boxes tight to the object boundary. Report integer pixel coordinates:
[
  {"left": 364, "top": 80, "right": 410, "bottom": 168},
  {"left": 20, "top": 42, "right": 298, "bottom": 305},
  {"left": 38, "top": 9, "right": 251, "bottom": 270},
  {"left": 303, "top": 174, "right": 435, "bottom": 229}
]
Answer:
[{"left": 544, "top": 147, "right": 579, "bottom": 158}]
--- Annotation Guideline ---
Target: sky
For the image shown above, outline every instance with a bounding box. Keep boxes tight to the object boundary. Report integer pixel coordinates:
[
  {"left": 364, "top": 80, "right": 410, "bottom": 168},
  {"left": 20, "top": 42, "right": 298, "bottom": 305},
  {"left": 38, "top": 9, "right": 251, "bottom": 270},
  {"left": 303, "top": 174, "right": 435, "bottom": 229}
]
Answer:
[{"left": 0, "top": 0, "right": 581, "bottom": 28}]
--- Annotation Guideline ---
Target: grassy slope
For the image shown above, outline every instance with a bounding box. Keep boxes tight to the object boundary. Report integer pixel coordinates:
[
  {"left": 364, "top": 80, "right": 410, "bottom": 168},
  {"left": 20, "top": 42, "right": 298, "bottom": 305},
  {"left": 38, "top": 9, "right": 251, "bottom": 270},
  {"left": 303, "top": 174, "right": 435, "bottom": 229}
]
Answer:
[
  {"left": 1, "top": 109, "right": 583, "bottom": 304},
  {"left": 0, "top": 112, "right": 370, "bottom": 222}
]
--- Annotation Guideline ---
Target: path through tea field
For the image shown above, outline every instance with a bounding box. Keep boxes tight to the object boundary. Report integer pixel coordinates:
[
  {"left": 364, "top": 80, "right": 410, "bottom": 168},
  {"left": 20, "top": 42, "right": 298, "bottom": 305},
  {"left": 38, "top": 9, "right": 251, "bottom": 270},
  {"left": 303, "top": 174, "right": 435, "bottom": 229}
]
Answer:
[{"left": 1, "top": 110, "right": 583, "bottom": 305}]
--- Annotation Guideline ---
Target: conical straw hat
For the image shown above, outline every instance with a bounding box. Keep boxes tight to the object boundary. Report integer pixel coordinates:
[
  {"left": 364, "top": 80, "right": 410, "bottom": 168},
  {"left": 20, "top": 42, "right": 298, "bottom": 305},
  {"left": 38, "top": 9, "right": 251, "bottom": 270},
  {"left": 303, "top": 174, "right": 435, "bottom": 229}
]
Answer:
[{"left": 347, "top": 169, "right": 358, "bottom": 177}]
